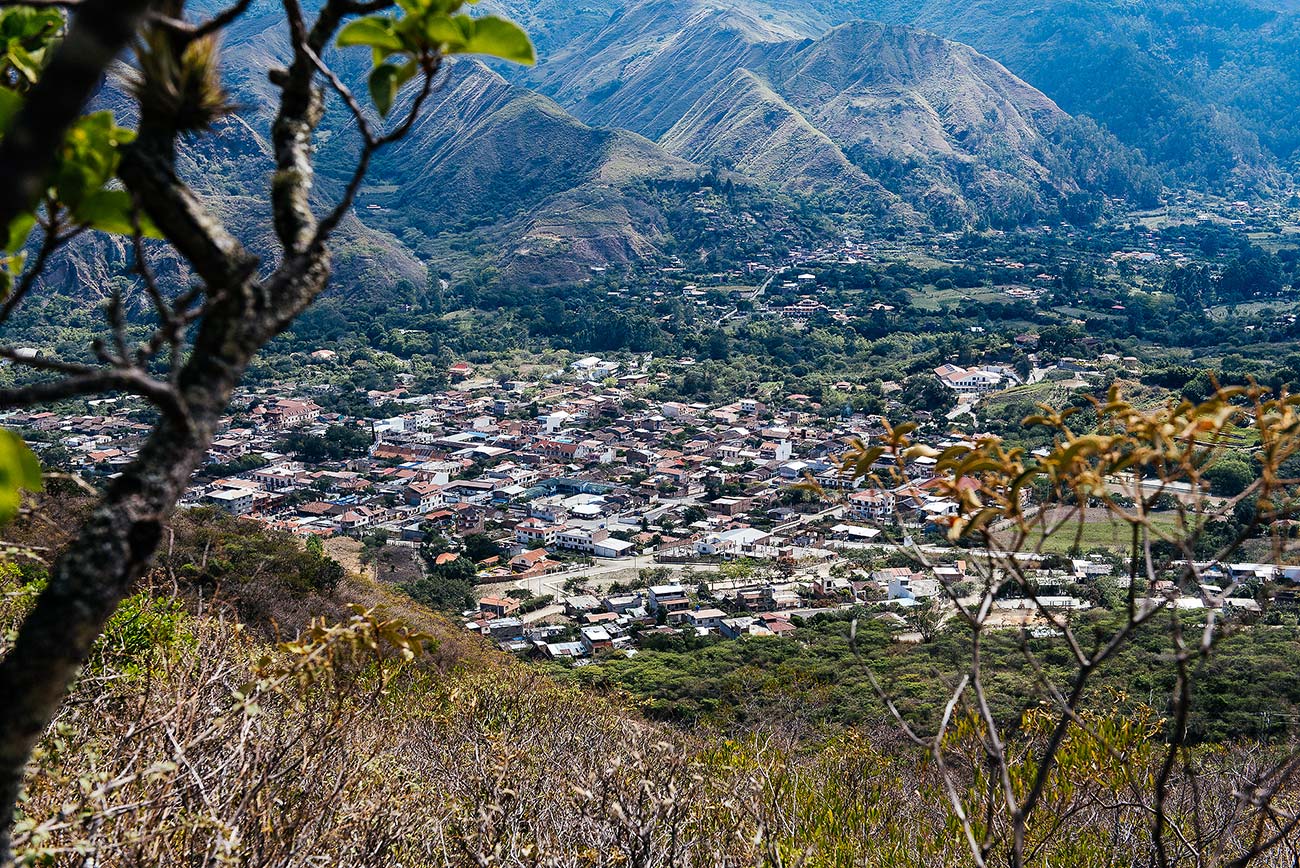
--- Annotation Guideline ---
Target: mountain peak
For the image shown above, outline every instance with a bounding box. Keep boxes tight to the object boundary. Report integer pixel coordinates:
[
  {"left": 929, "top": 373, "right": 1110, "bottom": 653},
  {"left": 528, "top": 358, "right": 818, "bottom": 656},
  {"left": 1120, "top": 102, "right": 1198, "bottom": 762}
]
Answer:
[{"left": 533, "top": 2, "right": 1148, "bottom": 228}]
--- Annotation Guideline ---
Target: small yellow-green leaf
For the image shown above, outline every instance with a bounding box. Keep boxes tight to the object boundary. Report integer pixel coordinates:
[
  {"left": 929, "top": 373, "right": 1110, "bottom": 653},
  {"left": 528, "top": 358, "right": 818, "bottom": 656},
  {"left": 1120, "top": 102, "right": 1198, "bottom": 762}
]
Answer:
[
  {"left": 0, "top": 88, "right": 21, "bottom": 134},
  {"left": 449, "top": 14, "right": 534, "bottom": 65},
  {"left": 0, "top": 428, "right": 43, "bottom": 524},
  {"left": 336, "top": 15, "right": 405, "bottom": 54},
  {"left": 368, "top": 62, "right": 400, "bottom": 116},
  {"left": 72, "top": 189, "right": 160, "bottom": 238},
  {"left": 7, "top": 43, "right": 42, "bottom": 83},
  {"left": 5, "top": 212, "right": 35, "bottom": 253},
  {"left": 393, "top": 58, "right": 420, "bottom": 88}
]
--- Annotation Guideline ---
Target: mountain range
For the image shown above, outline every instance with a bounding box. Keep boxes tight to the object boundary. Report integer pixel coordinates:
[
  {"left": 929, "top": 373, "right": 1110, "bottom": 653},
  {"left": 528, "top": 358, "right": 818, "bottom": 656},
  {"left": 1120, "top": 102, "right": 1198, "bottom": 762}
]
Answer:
[
  {"left": 526, "top": 2, "right": 1158, "bottom": 229},
  {"left": 41, "top": 0, "right": 1300, "bottom": 299},
  {"left": 848, "top": 0, "right": 1300, "bottom": 188},
  {"left": 520, "top": 0, "right": 1300, "bottom": 188}
]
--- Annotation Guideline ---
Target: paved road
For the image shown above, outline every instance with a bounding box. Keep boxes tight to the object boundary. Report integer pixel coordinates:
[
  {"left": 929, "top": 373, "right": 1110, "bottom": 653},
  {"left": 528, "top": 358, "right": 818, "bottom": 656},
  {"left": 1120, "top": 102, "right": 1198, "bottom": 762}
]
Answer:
[
  {"left": 481, "top": 555, "right": 725, "bottom": 600},
  {"left": 478, "top": 520, "right": 1056, "bottom": 611},
  {"left": 520, "top": 603, "right": 564, "bottom": 624},
  {"left": 746, "top": 269, "right": 778, "bottom": 301}
]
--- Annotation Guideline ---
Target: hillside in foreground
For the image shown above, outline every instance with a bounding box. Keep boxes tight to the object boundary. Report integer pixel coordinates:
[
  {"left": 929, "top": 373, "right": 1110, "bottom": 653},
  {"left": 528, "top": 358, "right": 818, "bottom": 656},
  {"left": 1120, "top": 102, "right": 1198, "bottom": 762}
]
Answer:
[
  {"left": 0, "top": 500, "right": 955, "bottom": 866},
  {"left": 2, "top": 496, "right": 1289, "bottom": 866}
]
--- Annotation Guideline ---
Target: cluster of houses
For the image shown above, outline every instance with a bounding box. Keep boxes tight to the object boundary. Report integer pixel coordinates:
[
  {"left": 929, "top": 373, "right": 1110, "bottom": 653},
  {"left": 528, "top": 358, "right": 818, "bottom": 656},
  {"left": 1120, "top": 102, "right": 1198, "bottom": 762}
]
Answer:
[
  {"left": 7, "top": 359, "right": 953, "bottom": 548},
  {"left": 0, "top": 352, "right": 1070, "bottom": 589},
  {"left": 464, "top": 541, "right": 1298, "bottom": 659},
  {"left": 467, "top": 582, "right": 800, "bottom": 660},
  {"left": 9, "top": 331, "right": 1292, "bottom": 665}
]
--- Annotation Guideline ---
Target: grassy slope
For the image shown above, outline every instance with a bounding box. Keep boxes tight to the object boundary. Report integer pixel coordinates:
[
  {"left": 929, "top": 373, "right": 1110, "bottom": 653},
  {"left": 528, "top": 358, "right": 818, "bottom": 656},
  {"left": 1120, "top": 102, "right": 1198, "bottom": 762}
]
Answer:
[
  {"left": 999, "top": 506, "right": 1185, "bottom": 556},
  {"left": 4, "top": 492, "right": 1296, "bottom": 863},
  {"left": 0, "top": 501, "right": 975, "bottom": 866}
]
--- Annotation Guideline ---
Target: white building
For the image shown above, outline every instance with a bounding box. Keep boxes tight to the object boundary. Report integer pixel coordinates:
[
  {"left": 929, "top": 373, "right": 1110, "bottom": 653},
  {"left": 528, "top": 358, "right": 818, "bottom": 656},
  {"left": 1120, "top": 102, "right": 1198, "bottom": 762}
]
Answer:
[
  {"left": 695, "top": 527, "right": 775, "bottom": 558},
  {"left": 848, "top": 489, "right": 895, "bottom": 521},
  {"left": 647, "top": 584, "right": 686, "bottom": 611},
  {"left": 934, "top": 363, "right": 1003, "bottom": 395},
  {"left": 206, "top": 488, "right": 255, "bottom": 516},
  {"left": 887, "top": 575, "right": 940, "bottom": 601},
  {"left": 685, "top": 608, "right": 727, "bottom": 630},
  {"left": 252, "top": 465, "right": 299, "bottom": 491}
]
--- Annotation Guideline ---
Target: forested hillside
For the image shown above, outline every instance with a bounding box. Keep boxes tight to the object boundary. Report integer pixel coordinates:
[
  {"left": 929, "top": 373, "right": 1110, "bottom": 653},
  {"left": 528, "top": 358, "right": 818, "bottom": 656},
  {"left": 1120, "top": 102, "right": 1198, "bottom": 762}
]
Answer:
[
  {"left": 32, "top": 0, "right": 1205, "bottom": 313},
  {"left": 882, "top": 0, "right": 1300, "bottom": 187},
  {"left": 521, "top": 0, "right": 1300, "bottom": 188}
]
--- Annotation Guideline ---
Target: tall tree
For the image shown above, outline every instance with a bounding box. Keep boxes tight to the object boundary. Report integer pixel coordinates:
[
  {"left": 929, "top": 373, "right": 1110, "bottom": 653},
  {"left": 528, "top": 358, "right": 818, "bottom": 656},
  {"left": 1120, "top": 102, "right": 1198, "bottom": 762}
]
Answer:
[{"left": 0, "top": 0, "right": 533, "bottom": 857}]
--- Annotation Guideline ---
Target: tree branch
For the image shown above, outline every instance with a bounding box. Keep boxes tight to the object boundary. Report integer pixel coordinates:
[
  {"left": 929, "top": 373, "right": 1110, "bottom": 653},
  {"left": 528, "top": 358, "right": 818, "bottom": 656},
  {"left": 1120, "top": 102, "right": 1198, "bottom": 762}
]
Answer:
[
  {"left": 269, "top": 0, "right": 338, "bottom": 253},
  {"left": 151, "top": 0, "right": 252, "bottom": 46},
  {"left": 0, "top": 215, "right": 77, "bottom": 328},
  {"left": 0, "top": 2, "right": 420, "bottom": 860},
  {"left": 118, "top": 145, "right": 259, "bottom": 293},
  {"left": 311, "top": 57, "right": 439, "bottom": 249},
  {"left": 0, "top": 0, "right": 156, "bottom": 232},
  {"left": 0, "top": 368, "right": 184, "bottom": 421}
]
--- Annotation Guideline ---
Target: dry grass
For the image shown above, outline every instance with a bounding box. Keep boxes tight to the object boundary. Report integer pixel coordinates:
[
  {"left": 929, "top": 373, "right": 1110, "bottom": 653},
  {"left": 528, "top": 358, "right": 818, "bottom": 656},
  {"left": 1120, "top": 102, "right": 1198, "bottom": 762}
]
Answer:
[
  {"left": 322, "top": 536, "right": 368, "bottom": 577},
  {"left": 4, "top": 565, "right": 1298, "bottom": 867},
  {"left": 997, "top": 506, "right": 1184, "bottom": 555}
]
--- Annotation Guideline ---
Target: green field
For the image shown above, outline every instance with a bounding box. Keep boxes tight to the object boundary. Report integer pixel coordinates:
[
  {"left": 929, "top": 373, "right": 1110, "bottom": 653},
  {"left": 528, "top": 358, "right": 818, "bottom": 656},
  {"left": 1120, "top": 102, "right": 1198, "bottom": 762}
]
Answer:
[
  {"left": 1205, "top": 299, "right": 1299, "bottom": 320},
  {"left": 979, "top": 380, "right": 1091, "bottom": 421},
  {"left": 999, "top": 508, "right": 1185, "bottom": 555},
  {"left": 909, "top": 284, "right": 1010, "bottom": 311}
]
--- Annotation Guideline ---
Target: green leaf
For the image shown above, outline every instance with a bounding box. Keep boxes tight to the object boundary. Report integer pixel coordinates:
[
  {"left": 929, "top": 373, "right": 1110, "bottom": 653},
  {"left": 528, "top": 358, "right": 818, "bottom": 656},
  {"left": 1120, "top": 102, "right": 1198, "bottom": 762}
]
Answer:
[
  {"left": 450, "top": 15, "right": 534, "bottom": 65},
  {"left": 52, "top": 111, "right": 135, "bottom": 211},
  {"left": 336, "top": 16, "right": 404, "bottom": 54},
  {"left": 420, "top": 14, "right": 465, "bottom": 48},
  {"left": 0, "top": 7, "right": 63, "bottom": 41},
  {"left": 368, "top": 63, "right": 400, "bottom": 117},
  {"left": 394, "top": 58, "right": 419, "bottom": 88},
  {"left": 5, "top": 212, "right": 35, "bottom": 253},
  {"left": 0, "top": 6, "right": 62, "bottom": 89},
  {"left": 0, "top": 87, "right": 21, "bottom": 134},
  {"left": 72, "top": 189, "right": 160, "bottom": 238},
  {"left": 7, "top": 42, "right": 41, "bottom": 83},
  {"left": 0, "top": 428, "right": 42, "bottom": 524}
]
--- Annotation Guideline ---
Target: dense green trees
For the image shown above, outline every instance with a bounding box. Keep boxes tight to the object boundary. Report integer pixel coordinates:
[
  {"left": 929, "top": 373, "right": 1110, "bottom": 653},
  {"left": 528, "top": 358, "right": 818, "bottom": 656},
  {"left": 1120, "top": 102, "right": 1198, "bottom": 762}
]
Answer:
[
  {"left": 575, "top": 607, "right": 1300, "bottom": 743},
  {"left": 275, "top": 424, "right": 373, "bottom": 462},
  {"left": 461, "top": 533, "right": 502, "bottom": 563},
  {"left": 166, "top": 508, "right": 344, "bottom": 597},
  {"left": 402, "top": 549, "right": 477, "bottom": 613},
  {"left": 1205, "top": 455, "right": 1256, "bottom": 497}
]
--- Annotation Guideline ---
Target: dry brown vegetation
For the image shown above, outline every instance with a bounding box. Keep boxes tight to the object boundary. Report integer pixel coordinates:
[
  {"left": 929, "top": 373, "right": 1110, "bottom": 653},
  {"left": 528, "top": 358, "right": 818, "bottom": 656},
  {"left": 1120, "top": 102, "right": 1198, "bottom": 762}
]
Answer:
[
  {"left": 10, "top": 395, "right": 1300, "bottom": 865},
  {"left": 2, "top": 548, "right": 1299, "bottom": 867},
  {"left": 11, "top": 380, "right": 1300, "bottom": 865}
]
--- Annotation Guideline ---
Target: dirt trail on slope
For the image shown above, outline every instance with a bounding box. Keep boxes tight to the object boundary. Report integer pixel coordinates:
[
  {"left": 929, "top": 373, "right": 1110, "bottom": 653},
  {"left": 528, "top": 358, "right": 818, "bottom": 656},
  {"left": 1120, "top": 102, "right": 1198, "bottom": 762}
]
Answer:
[{"left": 323, "top": 536, "right": 370, "bottom": 579}]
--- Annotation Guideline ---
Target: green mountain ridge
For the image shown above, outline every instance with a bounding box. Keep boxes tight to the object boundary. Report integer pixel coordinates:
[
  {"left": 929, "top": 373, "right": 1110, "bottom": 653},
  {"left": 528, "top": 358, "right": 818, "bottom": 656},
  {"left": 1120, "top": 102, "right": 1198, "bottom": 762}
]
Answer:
[
  {"left": 46, "top": 0, "right": 1278, "bottom": 304},
  {"left": 522, "top": 0, "right": 1300, "bottom": 189},
  {"left": 887, "top": 0, "right": 1298, "bottom": 187},
  {"left": 658, "top": 66, "right": 907, "bottom": 218},
  {"left": 372, "top": 61, "right": 694, "bottom": 231},
  {"left": 535, "top": 4, "right": 1158, "bottom": 227},
  {"left": 358, "top": 59, "right": 713, "bottom": 284}
]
